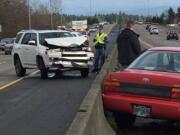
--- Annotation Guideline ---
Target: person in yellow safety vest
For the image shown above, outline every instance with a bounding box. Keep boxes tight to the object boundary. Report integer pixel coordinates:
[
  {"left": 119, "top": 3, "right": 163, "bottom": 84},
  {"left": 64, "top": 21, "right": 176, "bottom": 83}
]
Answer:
[{"left": 92, "top": 25, "right": 108, "bottom": 73}]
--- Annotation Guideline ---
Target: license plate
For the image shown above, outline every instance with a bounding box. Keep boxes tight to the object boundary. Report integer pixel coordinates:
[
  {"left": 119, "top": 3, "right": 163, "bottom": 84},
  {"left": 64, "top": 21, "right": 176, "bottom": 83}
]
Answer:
[{"left": 133, "top": 105, "right": 151, "bottom": 117}]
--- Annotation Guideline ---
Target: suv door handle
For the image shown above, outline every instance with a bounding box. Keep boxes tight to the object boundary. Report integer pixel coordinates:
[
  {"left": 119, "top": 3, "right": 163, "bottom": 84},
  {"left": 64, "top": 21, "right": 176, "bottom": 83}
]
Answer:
[{"left": 25, "top": 48, "right": 29, "bottom": 50}]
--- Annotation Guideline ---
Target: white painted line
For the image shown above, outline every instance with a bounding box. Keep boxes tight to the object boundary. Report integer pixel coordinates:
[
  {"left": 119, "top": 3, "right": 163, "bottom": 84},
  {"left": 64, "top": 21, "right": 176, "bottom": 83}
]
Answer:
[{"left": 0, "top": 70, "right": 39, "bottom": 91}]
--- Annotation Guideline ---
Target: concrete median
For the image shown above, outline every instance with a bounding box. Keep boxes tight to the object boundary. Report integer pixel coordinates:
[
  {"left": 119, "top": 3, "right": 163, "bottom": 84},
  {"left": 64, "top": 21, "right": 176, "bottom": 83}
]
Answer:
[{"left": 66, "top": 26, "right": 117, "bottom": 135}]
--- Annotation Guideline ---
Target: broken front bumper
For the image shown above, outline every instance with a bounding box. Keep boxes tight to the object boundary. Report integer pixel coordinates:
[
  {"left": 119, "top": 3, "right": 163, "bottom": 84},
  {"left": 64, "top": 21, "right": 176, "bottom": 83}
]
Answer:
[{"left": 48, "top": 57, "right": 94, "bottom": 69}]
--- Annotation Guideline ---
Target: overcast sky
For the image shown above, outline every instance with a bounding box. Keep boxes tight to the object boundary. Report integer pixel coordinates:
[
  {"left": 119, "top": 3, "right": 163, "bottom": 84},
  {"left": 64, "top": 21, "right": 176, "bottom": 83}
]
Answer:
[{"left": 41, "top": 0, "right": 180, "bottom": 15}]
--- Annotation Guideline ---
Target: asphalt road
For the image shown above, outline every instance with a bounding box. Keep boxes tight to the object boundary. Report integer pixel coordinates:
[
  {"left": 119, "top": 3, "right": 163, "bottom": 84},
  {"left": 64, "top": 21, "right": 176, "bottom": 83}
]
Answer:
[
  {"left": 117, "top": 24, "right": 180, "bottom": 135},
  {"left": 134, "top": 24, "right": 180, "bottom": 48},
  {"left": 0, "top": 24, "right": 119, "bottom": 135}
]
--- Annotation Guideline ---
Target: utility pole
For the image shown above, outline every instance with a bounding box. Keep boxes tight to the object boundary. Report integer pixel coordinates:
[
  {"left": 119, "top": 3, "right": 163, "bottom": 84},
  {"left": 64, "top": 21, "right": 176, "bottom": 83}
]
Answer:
[
  {"left": 50, "top": 0, "right": 53, "bottom": 29},
  {"left": 147, "top": 0, "right": 150, "bottom": 16},
  {"left": 60, "top": 8, "right": 63, "bottom": 25},
  {"left": 28, "top": 0, "right": 31, "bottom": 29},
  {"left": 90, "top": 0, "right": 92, "bottom": 16}
]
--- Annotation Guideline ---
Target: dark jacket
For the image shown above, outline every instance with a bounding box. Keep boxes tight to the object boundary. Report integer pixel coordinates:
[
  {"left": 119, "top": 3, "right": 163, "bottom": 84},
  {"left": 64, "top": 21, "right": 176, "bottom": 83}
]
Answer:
[{"left": 117, "top": 28, "right": 141, "bottom": 66}]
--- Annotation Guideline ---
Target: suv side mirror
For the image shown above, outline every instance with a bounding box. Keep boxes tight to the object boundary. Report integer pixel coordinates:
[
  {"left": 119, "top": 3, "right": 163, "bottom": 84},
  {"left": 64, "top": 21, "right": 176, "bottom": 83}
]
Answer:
[{"left": 28, "top": 40, "right": 36, "bottom": 45}]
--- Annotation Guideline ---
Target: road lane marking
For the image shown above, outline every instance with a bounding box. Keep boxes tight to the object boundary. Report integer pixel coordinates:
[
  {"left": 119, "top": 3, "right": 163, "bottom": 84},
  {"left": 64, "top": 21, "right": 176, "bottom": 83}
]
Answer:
[
  {"left": 139, "top": 39, "right": 153, "bottom": 48},
  {"left": 0, "top": 70, "right": 39, "bottom": 91},
  {"left": 0, "top": 77, "right": 25, "bottom": 90}
]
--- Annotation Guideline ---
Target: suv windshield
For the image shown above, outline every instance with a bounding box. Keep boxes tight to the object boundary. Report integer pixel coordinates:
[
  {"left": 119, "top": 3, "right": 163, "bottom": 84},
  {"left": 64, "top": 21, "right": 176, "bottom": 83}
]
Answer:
[
  {"left": 39, "top": 32, "right": 73, "bottom": 45},
  {"left": 129, "top": 51, "right": 180, "bottom": 73}
]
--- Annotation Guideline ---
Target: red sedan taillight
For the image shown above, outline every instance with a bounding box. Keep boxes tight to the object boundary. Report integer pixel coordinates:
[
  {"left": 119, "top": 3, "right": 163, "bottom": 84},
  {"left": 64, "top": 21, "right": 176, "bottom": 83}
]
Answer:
[
  {"left": 171, "top": 88, "right": 180, "bottom": 99},
  {"left": 103, "top": 80, "right": 120, "bottom": 93}
]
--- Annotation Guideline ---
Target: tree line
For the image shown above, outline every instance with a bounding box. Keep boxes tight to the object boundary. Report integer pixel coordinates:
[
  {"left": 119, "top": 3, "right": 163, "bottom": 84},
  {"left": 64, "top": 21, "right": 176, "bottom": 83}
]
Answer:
[
  {"left": 0, "top": 0, "right": 140, "bottom": 38},
  {"left": 0, "top": 0, "right": 62, "bottom": 37},
  {"left": 147, "top": 7, "right": 180, "bottom": 24}
]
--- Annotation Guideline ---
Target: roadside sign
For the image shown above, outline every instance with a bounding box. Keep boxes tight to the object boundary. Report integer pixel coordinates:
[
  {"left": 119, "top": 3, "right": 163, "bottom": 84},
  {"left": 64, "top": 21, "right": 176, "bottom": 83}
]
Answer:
[{"left": 72, "top": 20, "right": 87, "bottom": 30}]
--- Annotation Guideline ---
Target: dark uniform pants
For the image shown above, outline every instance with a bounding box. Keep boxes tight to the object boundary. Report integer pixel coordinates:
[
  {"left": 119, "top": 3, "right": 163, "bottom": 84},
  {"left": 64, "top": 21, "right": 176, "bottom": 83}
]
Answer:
[{"left": 94, "top": 48, "right": 105, "bottom": 70}]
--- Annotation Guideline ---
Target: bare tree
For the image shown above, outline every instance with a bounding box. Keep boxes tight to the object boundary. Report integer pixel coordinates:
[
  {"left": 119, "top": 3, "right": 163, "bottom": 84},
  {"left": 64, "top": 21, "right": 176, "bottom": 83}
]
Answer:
[
  {"left": 50, "top": 0, "right": 62, "bottom": 13},
  {"left": 0, "top": 0, "right": 29, "bottom": 37},
  {"left": 31, "top": 3, "right": 51, "bottom": 29}
]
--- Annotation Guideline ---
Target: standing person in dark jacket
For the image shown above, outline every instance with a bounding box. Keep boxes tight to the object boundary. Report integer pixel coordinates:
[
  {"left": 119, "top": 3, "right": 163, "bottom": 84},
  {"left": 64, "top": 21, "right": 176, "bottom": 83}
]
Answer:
[{"left": 117, "top": 20, "right": 141, "bottom": 67}]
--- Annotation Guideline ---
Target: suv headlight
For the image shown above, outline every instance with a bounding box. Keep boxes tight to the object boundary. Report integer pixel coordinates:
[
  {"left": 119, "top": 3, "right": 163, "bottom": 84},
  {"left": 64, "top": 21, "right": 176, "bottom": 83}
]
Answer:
[{"left": 83, "top": 46, "right": 92, "bottom": 52}]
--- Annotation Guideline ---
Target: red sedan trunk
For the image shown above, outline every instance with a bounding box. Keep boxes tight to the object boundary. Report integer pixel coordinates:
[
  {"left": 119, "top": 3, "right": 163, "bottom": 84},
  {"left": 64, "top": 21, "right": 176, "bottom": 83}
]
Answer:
[{"left": 103, "top": 69, "right": 180, "bottom": 120}]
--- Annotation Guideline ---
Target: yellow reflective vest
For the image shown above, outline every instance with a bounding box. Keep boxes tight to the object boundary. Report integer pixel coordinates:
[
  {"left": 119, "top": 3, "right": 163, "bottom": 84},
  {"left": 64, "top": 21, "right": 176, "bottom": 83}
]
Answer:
[{"left": 95, "top": 32, "right": 107, "bottom": 45}]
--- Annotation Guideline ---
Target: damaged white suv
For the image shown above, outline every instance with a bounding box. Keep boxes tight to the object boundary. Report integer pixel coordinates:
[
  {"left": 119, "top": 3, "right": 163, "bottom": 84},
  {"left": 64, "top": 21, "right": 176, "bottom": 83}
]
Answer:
[{"left": 12, "top": 30, "right": 94, "bottom": 79}]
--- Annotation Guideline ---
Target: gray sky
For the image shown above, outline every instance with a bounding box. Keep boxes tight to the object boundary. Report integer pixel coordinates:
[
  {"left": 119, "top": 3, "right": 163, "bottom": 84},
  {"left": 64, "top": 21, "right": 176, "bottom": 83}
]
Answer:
[{"left": 41, "top": 0, "right": 180, "bottom": 15}]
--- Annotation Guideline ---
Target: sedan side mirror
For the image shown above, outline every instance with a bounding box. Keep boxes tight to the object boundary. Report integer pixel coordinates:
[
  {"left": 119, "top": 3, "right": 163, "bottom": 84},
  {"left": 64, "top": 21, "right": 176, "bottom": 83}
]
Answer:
[{"left": 28, "top": 40, "right": 36, "bottom": 45}]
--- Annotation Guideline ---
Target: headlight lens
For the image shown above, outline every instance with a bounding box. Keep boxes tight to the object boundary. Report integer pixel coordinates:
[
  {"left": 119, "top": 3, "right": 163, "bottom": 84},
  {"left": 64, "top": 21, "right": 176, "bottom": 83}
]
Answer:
[{"left": 83, "top": 46, "right": 92, "bottom": 52}]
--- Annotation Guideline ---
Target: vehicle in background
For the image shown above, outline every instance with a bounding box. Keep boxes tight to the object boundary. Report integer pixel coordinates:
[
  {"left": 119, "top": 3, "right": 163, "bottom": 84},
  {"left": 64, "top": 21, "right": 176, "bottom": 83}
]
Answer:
[
  {"left": 95, "top": 24, "right": 100, "bottom": 29},
  {"left": 136, "top": 21, "right": 143, "bottom": 25},
  {"left": 149, "top": 27, "right": 159, "bottom": 35},
  {"left": 71, "top": 32, "right": 82, "bottom": 37},
  {"left": 146, "top": 24, "right": 151, "bottom": 30},
  {"left": 57, "top": 25, "right": 66, "bottom": 30},
  {"left": 88, "top": 27, "right": 97, "bottom": 33},
  {"left": 167, "top": 30, "right": 178, "bottom": 40},
  {"left": 80, "top": 31, "right": 89, "bottom": 39},
  {"left": 103, "top": 47, "right": 180, "bottom": 127},
  {"left": 12, "top": 30, "right": 94, "bottom": 79},
  {"left": 0, "top": 38, "right": 15, "bottom": 51},
  {"left": 4, "top": 38, "right": 15, "bottom": 55},
  {"left": 71, "top": 20, "right": 89, "bottom": 40},
  {"left": 148, "top": 25, "right": 155, "bottom": 32},
  {"left": 99, "top": 21, "right": 109, "bottom": 26},
  {"left": 72, "top": 20, "right": 87, "bottom": 31},
  {"left": 71, "top": 31, "right": 89, "bottom": 41}
]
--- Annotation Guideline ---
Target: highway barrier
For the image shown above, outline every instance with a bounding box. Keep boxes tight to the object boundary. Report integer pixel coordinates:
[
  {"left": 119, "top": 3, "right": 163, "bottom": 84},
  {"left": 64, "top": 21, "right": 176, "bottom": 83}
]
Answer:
[{"left": 66, "top": 26, "right": 117, "bottom": 135}]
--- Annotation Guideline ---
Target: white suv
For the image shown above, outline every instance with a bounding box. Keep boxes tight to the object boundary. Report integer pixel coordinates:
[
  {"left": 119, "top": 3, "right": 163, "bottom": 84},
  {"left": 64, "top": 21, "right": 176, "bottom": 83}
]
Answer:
[{"left": 12, "top": 30, "right": 94, "bottom": 79}]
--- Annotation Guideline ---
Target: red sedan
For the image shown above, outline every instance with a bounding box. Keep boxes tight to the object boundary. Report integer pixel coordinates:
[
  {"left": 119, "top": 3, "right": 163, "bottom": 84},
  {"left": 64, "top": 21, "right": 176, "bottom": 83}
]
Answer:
[{"left": 103, "top": 47, "right": 180, "bottom": 127}]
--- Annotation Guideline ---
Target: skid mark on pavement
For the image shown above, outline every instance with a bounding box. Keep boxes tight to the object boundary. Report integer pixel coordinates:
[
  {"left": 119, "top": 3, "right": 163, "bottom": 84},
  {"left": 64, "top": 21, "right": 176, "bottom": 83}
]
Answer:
[{"left": 0, "top": 70, "right": 39, "bottom": 91}]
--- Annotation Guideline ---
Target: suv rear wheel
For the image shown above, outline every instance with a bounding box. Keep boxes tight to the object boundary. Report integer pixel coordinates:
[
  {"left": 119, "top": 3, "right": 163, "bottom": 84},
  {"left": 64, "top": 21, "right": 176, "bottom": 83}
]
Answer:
[
  {"left": 38, "top": 57, "right": 48, "bottom": 79},
  {"left": 14, "top": 56, "right": 26, "bottom": 77},
  {"left": 80, "top": 68, "right": 89, "bottom": 77}
]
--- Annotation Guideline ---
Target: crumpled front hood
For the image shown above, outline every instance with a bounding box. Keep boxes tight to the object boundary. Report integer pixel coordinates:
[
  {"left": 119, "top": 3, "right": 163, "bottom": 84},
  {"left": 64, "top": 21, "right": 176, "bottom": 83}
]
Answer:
[{"left": 45, "top": 37, "right": 87, "bottom": 48}]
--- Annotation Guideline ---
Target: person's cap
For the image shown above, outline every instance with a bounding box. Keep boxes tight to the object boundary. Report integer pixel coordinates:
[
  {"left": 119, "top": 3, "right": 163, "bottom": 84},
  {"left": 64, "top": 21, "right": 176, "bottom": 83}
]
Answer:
[{"left": 99, "top": 25, "right": 103, "bottom": 30}]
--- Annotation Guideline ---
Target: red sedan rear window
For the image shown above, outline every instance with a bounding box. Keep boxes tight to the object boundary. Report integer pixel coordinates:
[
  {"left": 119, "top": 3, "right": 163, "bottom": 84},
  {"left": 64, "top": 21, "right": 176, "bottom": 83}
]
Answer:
[{"left": 129, "top": 51, "right": 180, "bottom": 73}]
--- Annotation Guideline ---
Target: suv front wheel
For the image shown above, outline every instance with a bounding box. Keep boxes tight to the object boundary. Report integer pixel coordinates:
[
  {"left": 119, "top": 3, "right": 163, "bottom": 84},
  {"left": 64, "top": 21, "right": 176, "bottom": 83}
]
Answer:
[
  {"left": 38, "top": 57, "right": 48, "bottom": 79},
  {"left": 14, "top": 56, "right": 26, "bottom": 77}
]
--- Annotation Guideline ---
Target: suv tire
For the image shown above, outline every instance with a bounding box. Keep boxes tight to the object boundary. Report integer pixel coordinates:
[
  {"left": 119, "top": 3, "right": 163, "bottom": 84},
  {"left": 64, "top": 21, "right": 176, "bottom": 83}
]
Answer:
[
  {"left": 80, "top": 68, "right": 89, "bottom": 77},
  {"left": 38, "top": 57, "right": 48, "bottom": 79},
  {"left": 14, "top": 56, "right": 26, "bottom": 77}
]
